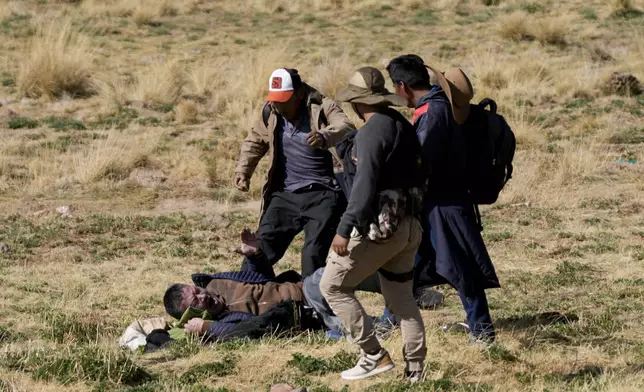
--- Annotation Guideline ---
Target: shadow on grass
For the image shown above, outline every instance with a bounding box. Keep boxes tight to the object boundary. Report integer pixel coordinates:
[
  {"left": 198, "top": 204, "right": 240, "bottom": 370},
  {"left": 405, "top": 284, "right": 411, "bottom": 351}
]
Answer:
[{"left": 496, "top": 311, "right": 579, "bottom": 331}]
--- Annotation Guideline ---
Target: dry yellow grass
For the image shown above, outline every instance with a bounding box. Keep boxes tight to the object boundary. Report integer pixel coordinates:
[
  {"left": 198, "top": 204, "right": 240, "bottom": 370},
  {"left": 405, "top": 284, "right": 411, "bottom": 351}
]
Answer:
[
  {"left": 132, "top": 59, "right": 186, "bottom": 107},
  {"left": 17, "top": 21, "right": 94, "bottom": 99},
  {"left": 174, "top": 101, "right": 198, "bottom": 124},
  {"left": 0, "top": 0, "right": 643, "bottom": 391},
  {"left": 70, "top": 129, "right": 158, "bottom": 184}
]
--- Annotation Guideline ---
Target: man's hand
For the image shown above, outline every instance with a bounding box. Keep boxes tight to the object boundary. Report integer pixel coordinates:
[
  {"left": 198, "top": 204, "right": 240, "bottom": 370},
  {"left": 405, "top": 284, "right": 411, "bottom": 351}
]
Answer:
[
  {"left": 307, "top": 130, "right": 324, "bottom": 148},
  {"left": 332, "top": 234, "right": 350, "bottom": 257},
  {"left": 184, "top": 318, "right": 209, "bottom": 335},
  {"left": 234, "top": 173, "right": 249, "bottom": 192}
]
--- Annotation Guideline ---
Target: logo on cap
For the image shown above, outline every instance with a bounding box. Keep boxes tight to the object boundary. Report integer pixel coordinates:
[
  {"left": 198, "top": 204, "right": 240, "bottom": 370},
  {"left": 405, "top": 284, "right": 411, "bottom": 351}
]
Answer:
[{"left": 271, "top": 77, "right": 283, "bottom": 89}]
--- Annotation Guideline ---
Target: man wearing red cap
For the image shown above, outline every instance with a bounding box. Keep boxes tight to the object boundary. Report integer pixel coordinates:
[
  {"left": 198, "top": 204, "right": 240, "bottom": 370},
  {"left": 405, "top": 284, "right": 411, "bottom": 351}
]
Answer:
[{"left": 234, "top": 68, "right": 355, "bottom": 279}]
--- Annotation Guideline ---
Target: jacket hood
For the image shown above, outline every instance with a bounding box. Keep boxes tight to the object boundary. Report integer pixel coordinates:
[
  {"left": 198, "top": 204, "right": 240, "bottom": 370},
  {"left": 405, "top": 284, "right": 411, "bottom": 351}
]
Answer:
[
  {"left": 303, "top": 83, "right": 324, "bottom": 106},
  {"left": 417, "top": 85, "right": 448, "bottom": 108}
]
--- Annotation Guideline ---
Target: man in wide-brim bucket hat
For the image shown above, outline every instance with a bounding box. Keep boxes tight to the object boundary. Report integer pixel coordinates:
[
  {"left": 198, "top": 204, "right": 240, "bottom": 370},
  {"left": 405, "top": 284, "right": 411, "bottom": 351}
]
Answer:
[{"left": 319, "top": 66, "right": 428, "bottom": 383}]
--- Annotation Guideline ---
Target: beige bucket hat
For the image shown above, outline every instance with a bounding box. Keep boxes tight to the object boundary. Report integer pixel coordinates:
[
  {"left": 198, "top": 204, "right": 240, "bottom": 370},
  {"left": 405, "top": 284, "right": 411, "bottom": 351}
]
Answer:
[
  {"left": 425, "top": 65, "right": 474, "bottom": 124},
  {"left": 336, "top": 66, "right": 407, "bottom": 107}
]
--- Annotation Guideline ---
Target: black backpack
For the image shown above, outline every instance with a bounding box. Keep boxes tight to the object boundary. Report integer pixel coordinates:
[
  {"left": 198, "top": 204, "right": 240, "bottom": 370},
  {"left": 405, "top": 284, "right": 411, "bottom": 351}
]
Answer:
[{"left": 463, "top": 98, "right": 516, "bottom": 205}]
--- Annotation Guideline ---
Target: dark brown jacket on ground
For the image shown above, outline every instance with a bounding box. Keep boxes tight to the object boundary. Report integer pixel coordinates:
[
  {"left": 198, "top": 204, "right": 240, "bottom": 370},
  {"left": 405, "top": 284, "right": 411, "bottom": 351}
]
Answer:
[{"left": 205, "top": 279, "right": 305, "bottom": 315}]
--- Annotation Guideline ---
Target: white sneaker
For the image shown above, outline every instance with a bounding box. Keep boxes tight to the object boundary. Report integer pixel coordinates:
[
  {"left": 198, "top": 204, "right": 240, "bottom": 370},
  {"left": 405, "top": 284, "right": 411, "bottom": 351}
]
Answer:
[{"left": 340, "top": 349, "right": 395, "bottom": 381}]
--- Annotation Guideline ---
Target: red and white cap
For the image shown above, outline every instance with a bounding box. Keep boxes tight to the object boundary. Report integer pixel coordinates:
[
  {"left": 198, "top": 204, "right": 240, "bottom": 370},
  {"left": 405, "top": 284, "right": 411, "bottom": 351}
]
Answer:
[{"left": 266, "top": 68, "right": 295, "bottom": 103}]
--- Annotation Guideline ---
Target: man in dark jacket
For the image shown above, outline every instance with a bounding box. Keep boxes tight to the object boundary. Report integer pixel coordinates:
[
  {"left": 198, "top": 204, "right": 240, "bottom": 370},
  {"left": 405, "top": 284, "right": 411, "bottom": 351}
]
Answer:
[
  {"left": 319, "top": 67, "right": 427, "bottom": 382},
  {"left": 234, "top": 68, "right": 354, "bottom": 279},
  {"left": 386, "top": 55, "right": 500, "bottom": 345},
  {"left": 163, "top": 267, "right": 392, "bottom": 343},
  {"left": 163, "top": 270, "right": 317, "bottom": 341}
]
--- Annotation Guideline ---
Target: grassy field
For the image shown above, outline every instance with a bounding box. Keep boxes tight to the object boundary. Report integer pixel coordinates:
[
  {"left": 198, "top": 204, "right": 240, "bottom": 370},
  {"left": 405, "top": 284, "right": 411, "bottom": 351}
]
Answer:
[{"left": 1, "top": 0, "right": 643, "bottom": 391}]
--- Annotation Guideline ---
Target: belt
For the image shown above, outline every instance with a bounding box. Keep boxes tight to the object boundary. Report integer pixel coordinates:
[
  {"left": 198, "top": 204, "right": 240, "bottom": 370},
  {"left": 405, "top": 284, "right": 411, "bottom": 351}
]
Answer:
[{"left": 292, "top": 183, "right": 334, "bottom": 193}]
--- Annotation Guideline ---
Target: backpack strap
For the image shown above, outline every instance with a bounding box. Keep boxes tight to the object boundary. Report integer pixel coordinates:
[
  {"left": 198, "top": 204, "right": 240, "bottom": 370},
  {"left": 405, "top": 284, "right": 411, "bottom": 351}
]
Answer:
[
  {"left": 473, "top": 204, "right": 483, "bottom": 232},
  {"left": 478, "top": 98, "right": 497, "bottom": 114},
  {"left": 262, "top": 103, "right": 271, "bottom": 127}
]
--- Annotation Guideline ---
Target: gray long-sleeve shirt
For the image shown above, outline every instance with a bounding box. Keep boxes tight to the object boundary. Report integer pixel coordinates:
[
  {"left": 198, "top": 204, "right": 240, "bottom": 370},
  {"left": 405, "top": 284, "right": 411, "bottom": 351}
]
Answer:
[
  {"left": 337, "top": 109, "right": 421, "bottom": 238},
  {"left": 275, "top": 112, "right": 338, "bottom": 192}
]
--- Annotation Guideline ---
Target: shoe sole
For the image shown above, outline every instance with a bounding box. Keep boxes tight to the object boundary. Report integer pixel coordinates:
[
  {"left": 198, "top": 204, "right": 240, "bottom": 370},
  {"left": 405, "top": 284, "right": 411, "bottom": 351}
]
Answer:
[{"left": 340, "top": 363, "right": 395, "bottom": 381}]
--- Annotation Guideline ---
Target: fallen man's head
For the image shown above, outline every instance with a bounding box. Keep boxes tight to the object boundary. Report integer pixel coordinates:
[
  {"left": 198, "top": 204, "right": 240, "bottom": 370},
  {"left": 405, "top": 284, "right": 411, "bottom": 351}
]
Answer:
[{"left": 163, "top": 284, "right": 226, "bottom": 320}]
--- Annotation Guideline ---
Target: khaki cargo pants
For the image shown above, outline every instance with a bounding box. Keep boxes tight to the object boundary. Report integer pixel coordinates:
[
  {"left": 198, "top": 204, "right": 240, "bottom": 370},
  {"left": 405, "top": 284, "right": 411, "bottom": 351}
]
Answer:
[{"left": 319, "top": 216, "right": 427, "bottom": 371}]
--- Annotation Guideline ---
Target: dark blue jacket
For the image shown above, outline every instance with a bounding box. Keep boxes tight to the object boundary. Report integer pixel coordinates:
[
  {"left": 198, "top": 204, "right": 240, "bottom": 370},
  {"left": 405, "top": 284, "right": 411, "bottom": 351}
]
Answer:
[
  {"left": 190, "top": 270, "right": 302, "bottom": 341},
  {"left": 414, "top": 88, "right": 470, "bottom": 203},
  {"left": 413, "top": 89, "right": 500, "bottom": 296}
]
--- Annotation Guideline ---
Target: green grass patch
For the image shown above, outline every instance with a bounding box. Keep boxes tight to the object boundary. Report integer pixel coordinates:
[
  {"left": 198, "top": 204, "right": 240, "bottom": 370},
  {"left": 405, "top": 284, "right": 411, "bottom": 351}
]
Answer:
[
  {"left": 3, "top": 346, "right": 152, "bottom": 388},
  {"left": 0, "top": 324, "right": 25, "bottom": 343},
  {"left": 178, "top": 356, "right": 238, "bottom": 384},
  {"left": 542, "top": 261, "right": 597, "bottom": 288},
  {"left": 484, "top": 231, "right": 512, "bottom": 242},
  {"left": 43, "top": 116, "right": 86, "bottom": 131},
  {"left": 7, "top": 117, "right": 39, "bottom": 129},
  {"left": 412, "top": 11, "right": 439, "bottom": 25},
  {"left": 287, "top": 351, "right": 357, "bottom": 375},
  {"left": 2, "top": 76, "right": 15, "bottom": 87},
  {"left": 91, "top": 107, "right": 139, "bottom": 130},
  {"left": 520, "top": 3, "right": 545, "bottom": 13},
  {"left": 364, "top": 379, "right": 492, "bottom": 391},
  {"left": 580, "top": 197, "right": 622, "bottom": 209},
  {"left": 565, "top": 97, "right": 594, "bottom": 109},
  {"left": 580, "top": 7, "right": 598, "bottom": 20},
  {"left": 42, "top": 311, "right": 115, "bottom": 344},
  {"left": 484, "top": 345, "right": 519, "bottom": 363}
]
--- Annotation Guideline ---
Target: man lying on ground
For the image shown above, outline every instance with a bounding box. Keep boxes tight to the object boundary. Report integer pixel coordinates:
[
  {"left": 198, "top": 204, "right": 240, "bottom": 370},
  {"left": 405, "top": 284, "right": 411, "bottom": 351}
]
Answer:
[{"left": 162, "top": 266, "right": 388, "bottom": 342}]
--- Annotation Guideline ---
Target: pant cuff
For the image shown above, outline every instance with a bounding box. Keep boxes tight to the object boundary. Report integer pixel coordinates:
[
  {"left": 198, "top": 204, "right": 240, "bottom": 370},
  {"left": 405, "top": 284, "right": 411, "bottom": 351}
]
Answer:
[
  {"left": 360, "top": 336, "right": 381, "bottom": 354},
  {"left": 406, "top": 361, "right": 424, "bottom": 372}
]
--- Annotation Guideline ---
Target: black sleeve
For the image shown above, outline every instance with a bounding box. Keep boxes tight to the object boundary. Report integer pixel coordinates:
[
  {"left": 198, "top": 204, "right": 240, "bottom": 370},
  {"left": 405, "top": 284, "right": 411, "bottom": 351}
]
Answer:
[{"left": 337, "top": 125, "right": 386, "bottom": 238}]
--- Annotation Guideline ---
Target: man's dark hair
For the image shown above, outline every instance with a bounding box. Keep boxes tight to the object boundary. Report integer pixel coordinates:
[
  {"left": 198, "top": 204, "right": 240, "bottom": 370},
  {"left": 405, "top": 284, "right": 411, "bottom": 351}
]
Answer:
[
  {"left": 386, "top": 55, "right": 431, "bottom": 90},
  {"left": 163, "top": 284, "right": 185, "bottom": 320},
  {"left": 284, "top": 68, "right": 303, "bottom": 90}
]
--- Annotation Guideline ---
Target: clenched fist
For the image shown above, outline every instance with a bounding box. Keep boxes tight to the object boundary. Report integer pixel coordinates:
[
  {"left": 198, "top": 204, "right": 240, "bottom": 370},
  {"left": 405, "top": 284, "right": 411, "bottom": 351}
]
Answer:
[
  {"left": 307, "top": 130, "right": 324, "bottom": 148},
  {"left": 234, "top": 172, "right": 249, "bottom": 192},
  {"left": 184, "top": 318, "right": 209, "bottom": 335}
]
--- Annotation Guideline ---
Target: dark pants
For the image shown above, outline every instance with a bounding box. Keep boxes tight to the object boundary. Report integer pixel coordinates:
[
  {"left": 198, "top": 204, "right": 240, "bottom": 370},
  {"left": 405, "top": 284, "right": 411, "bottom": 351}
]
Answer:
[
  {"left": 458, "top": 289, "right": 495, "bottom": 340},
  {"left": 415, "top": 202, "right": 496, "bottom": 340},
  {"left": 241, "top": 187, "right": 345, "bottom": 279}
]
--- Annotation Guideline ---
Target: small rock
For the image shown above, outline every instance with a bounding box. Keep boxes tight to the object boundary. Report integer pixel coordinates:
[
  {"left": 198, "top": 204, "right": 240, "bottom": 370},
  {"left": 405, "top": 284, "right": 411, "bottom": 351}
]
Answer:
[
  {"left": 201, "top": 213, "right": 231, "bottom": 229},
  {"left": 56, "top": 205, "right": 73, "bottom": 217},
  {"left": 128, "top": 168, "right": 167, "bottom": 188},
  {"left": 0, "top": 243, "right": 10, "bottom": 254}
]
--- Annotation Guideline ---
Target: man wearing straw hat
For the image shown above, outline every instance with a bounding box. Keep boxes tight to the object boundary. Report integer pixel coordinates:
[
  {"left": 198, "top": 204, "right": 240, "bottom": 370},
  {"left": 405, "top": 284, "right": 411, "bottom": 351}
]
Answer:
[
  {"left": 319, "top": 67, "right": 427, "bottom": 382},
  {"left": 386, "top": 55, "right": 500, "bottom": 346}
]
